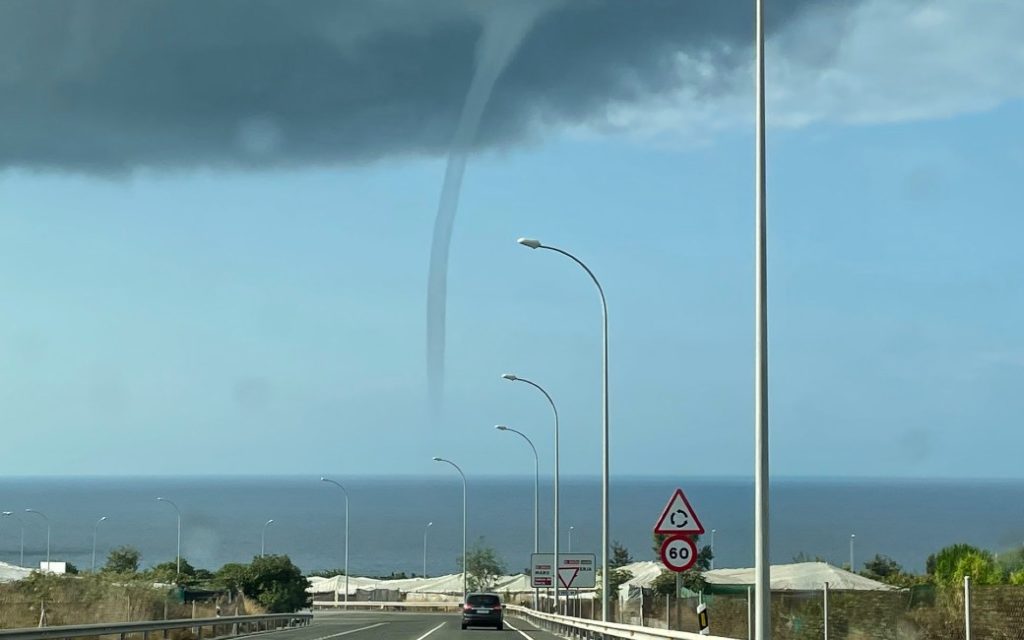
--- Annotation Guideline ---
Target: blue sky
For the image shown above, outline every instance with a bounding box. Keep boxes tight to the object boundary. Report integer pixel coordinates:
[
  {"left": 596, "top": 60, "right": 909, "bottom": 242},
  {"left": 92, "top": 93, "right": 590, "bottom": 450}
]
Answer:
[{"left": 0, "top": 0, "right": 1022, "bottom": 478}]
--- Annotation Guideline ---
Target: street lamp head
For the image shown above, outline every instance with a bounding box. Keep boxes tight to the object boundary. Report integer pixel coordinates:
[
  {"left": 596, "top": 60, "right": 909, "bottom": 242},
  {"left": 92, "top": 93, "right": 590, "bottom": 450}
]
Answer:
[
  {"left": 100, "top": 516, "right": 108, "bottom": 522},
  {"left": 432, "top": 456, "right": 443, "bottom": 462},
  {"left": 495, "top": 425, "right": 508, "bottom": 431},
  {"left": 2, "top": 512, "right": 12, "bottom": 516},
  {"left": 501, "top": 373, "right": 517, "bottom": 381},
  {"left": 427, "top": 522, "right": 433, "bottom": 527},
  {"left": 517, "top": 238, "right": 542, "bottom": 249},
  {"left": 267, "top": 519, "right": 275, "bottom": 525}
]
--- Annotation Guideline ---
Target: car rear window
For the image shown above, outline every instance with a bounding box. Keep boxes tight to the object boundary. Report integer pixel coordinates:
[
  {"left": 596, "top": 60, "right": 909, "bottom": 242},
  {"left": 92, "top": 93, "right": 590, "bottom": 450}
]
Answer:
[{"left": 467, "top": 595, "right": 500, "bottom": 606}]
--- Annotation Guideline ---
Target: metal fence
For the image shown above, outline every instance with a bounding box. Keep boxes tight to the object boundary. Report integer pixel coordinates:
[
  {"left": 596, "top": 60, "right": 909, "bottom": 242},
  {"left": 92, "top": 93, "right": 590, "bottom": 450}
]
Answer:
[{"left": 608, "top": 578, "right": 1024, "bottom": 640}]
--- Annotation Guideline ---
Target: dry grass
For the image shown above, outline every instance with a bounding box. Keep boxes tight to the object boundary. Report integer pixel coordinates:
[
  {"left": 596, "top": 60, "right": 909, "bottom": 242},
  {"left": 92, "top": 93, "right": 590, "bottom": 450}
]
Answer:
[{"left": 0, "top": 573, "right": 260, "bottom": 630}]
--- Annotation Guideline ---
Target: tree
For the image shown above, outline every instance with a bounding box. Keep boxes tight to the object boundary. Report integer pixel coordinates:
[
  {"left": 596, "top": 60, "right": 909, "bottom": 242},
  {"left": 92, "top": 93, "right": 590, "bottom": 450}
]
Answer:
[
  {"left": 147, "top": 558, "right": 197, "bottom": 586},
  {"left": 862, "top": 554, "right": 901, "bottom": 580},
  {"left": 216, "top": 563, "right": 251, "bottom": 593},
  {"left": 610, "top": 541, "right": 633, "bottom": 570},
  {"left": 792, "top": 552, "right": 827, "bottom": 563},
  {"left": 860, "top": 554, "right": 924, "bottom": 588},
  {"left": 241, "top": 555, "right": 310, "bottom": 613},
  {"left": 104, "top": 546, "right": 141, "bottom": 574},
  {"left": 457, "top": 538, "right": 506, "bottom": 592},
  {"left": 927, "top": 544, "right": 1003, "bottom": 588}
]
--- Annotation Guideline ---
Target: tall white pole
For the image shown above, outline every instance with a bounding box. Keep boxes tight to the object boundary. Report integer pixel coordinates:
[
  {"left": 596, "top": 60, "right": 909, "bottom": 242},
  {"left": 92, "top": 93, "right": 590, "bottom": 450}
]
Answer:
[
  {"left": 495, "top": 425, "right": 539, "bottom": 609},
  {"left": 964, "top": 575, "right": 972, "bottom": 640},
  {"left": 711, "top": 529, "right": 716, "bottom": 570},
  {"left": 568, "top": 526, "right": 574, "bottom": 552},
  {"left": 515, "top": 240, "right": 607, "bottom": 620},
  {"left": 320, "top": 478, "right": 351, "bottom": 603},
  {"left": 823, "top": 582, "right": 829, "bottom": 640},
  {"left": 849, "top": 535, "right": 855, "bottom": 571},
  {"left": 423, "top": 522, "right": 433, "bottom": 578},
  {"left": 25, "top": 510, "right": 51, "bottom": 570},
  {"left": 754, "top": 0, "right": 771, "bottom": 637},
  {"left": 434, "top": 457, "right": 468, "bottom": 602},
  {"left": 261, "top": 519, "right": 274, "bottom": 557},
  {"left": 503, "top": 373, "right": 560, "bottom": 613},
  {"left": 92, "top": 516, "right": 108, "bottom": 572},
  {"left": 156, "top": 498, "right": 181, "bottom": 577}
]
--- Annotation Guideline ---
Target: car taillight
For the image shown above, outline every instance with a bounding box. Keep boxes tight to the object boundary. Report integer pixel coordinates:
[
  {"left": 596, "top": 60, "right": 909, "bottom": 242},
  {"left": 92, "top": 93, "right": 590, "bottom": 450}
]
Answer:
[
  {"left": 492, "top": 605, "right": 503, "bottom": 611},
  {"left": 463, "top": 604, "right": 474, "bottom": 611}
]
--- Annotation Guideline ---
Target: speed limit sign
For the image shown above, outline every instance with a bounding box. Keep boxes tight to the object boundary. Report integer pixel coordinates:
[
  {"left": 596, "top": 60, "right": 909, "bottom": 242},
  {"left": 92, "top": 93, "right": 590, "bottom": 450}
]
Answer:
[{"left": 660, "top": 534, "right": 698, "bottom": 572}]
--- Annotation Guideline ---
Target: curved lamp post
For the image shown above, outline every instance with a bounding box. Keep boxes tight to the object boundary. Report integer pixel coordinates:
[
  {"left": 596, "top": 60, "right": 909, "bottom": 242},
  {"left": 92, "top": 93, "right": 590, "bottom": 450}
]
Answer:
[
  {"left": 495, "top": 426, "right": 538, "bottom": 561},
  {"left": 423, "top": 522, "right": 433, "bottom": 578},
  {"left": 320, "top": 477, "right": 351, "bottom": 604},
  {"left": 515, "top": 237, "right": 609, "bottom": 620},
  {"left": 2, "top": 512, "right": 25, "bottom": 567},
  {"left": 433, "top": 457, "right": 467, "bottom": 602},
  {"left": 261, "top": 519, "right": 275, "bottom": 557},
  {"left": 92, "top": 516, "right": 108, "bottom": 571},
  {"left": 155, "top": 497, "right": 181, "bottom": 576},
  {"left": 502, "top": 372, "right": 561, "bottom": 612},
  {"left": 496, "top": 424, "right": 540, "bottom": 609},
  {"left": 25, "top": 509, "right": 50, "bottom": 570}
]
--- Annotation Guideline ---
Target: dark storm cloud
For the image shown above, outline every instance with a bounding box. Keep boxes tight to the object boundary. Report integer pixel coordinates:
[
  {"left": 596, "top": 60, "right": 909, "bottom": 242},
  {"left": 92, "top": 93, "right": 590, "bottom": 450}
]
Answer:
[{"left": 0, "top": 0, "right": 844, "bottom": 172}]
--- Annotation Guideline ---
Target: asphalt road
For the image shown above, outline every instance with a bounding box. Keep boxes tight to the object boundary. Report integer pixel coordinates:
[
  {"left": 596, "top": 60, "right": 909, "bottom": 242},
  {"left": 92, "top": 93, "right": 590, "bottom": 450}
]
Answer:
[{"left": 253, "top": 611, "right": 562, "bottom": 640}]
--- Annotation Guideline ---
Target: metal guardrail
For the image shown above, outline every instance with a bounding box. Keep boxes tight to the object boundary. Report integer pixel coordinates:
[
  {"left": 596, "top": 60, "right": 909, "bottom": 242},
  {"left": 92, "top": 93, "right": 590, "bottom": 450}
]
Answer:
[
  {"left": 311, "top": 602, "right": 458, "bottom": 612},
  {"left": 505, "top": 605, "right": 739, "bottom": 640},
  {"left": 0, "top": 613, "right": 313, "bottom": 640}
]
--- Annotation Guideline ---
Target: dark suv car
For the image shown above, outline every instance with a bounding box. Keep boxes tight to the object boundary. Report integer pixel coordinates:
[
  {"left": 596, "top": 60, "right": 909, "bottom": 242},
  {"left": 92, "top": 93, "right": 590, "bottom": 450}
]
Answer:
[{"left": 461, "top": 592, "right": 503, "bottom": 630}]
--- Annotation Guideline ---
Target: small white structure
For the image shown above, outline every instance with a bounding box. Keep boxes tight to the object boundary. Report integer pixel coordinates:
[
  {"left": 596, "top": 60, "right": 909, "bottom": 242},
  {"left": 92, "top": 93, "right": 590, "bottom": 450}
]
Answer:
[{"left": 39, "top": 561, "right": 68, "bottom": 575}]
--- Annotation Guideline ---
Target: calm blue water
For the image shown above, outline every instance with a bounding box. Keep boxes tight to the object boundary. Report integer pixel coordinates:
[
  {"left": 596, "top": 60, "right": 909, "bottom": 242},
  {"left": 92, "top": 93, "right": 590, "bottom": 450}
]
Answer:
[{"left": 1, "top": 476, "right": 1021, "bottom": 576}]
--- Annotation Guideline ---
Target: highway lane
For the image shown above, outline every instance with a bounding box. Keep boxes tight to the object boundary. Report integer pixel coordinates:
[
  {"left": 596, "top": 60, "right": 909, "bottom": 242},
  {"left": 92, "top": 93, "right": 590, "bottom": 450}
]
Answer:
[{"left": 250, "top": 611, "right": 563, "bottom": 640}]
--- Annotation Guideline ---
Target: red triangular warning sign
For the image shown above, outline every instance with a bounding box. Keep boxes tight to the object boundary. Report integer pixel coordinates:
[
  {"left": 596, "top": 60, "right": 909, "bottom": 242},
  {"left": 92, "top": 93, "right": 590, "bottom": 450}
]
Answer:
[
  {"left": 558, "top": 567, "right": 580, "bottom": 588},
  {"left": 654, "top": 488, "right": 705, "bottom": 535}
]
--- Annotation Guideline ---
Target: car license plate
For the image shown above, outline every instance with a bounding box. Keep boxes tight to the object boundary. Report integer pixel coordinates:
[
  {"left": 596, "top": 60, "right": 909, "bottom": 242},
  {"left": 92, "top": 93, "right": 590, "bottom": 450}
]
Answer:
[{"left": 477, "top": 609, "right": 491, "bottom": 614}]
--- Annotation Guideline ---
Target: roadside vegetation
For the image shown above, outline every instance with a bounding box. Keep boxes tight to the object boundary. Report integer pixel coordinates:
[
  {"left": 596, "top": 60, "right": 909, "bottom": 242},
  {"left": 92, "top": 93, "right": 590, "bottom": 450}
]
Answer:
[{"left": 0, "top": 547, "right": 310, "bottom": 630}]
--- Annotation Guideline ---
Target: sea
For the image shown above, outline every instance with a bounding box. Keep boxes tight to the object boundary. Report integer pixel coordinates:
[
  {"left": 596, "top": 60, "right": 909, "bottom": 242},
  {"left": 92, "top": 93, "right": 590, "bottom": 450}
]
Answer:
[{"left": 1, "top": 476, "right": 1021, "bottom": 577}]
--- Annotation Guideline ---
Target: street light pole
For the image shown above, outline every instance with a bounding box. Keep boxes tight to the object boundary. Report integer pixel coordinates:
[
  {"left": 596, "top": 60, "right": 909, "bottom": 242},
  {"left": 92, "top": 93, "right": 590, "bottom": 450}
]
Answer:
[
  {"left": 711, "top": 529, "right": 716, "bottom": 570},
  {"left": 753, "top": 0, "right": 772, "bottom": 637},
  {"left": 568, "top": 526, "right": 574, "bottom": 553},
  {"left": 433, "top": 457, "right": 467, "bottom": 602},
  {"left": 495, "top": 426, "right": 539, "bottom": 561},
  {"left": 155, "top": 497, "right": 181, "bottom": 577},
  {"left": 261, "top": 520, "right": 275, "bottom": 557},
  {"left": 496, "top": 425, "right": 540, "bottom": 609},
  {"left": 92, "top": 516, "right": 108, "bottom": 572},
  {"left": 850, "top": 534, "right": 855, "bottom": 572},
  {"left": 2, "top": 512, "right": 25, "bottom": 567},
  {"left": 423, "top": 522, "right": 433, "bottom": 578},
  {"left": 516, "top": 238, "right": 609, "bottom": 622},
  {"left": 25, "top": 509, "right": 50, "bottom": 570},
  {"left": 320, "top": 477, "right": 351, "bottom": 604},
  {"left": 502, "top": 373, "right": 561, "bottom": 613}
]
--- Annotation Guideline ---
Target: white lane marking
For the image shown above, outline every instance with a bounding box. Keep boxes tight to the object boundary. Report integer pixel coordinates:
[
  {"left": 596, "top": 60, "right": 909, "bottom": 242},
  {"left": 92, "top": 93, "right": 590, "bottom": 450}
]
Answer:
[
  {"left": 504, "top": 620, "right": 537, "bottom": 640},
  {"left": 413, "top": 621, "right": 447, "bottom": 640},
  {"left": 309, "top": 622, "right": 388, "bottom": 640}
]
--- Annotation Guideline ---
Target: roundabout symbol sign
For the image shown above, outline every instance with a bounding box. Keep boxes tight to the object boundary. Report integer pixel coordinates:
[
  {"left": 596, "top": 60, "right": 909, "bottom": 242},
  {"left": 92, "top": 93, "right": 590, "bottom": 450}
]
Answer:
[{"left": 660, "top": 534, "right": 698, "bottom": 572}]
